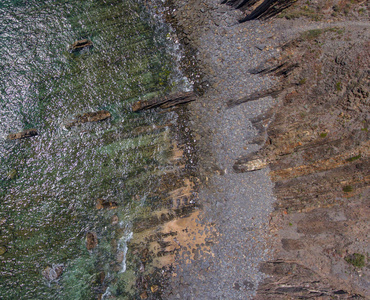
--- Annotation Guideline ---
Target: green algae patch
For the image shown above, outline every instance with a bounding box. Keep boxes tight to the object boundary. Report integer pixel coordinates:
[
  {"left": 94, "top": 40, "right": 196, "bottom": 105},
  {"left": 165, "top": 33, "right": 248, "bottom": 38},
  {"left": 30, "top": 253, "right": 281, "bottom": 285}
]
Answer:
[{"left": 345, "top": 253, "right": 366, "bottom": 268}]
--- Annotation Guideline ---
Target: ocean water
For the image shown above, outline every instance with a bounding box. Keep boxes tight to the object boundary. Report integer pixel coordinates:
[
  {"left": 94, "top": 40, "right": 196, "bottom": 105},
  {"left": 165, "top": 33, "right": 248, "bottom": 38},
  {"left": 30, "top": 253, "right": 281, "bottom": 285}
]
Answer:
[{"left": 0, "top": 0, "right": 190, "bottom": 298}]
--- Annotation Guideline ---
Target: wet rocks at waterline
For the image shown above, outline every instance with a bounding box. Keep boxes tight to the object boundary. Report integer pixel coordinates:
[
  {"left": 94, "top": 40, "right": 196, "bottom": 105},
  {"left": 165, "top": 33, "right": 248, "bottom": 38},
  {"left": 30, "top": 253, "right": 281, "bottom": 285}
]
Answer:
[
  {"left": 64, "top": 110, "right": 111, "bottom": 129},
  {"left": 68, "top": 39, "right": 93, "bottom": 53},
  {"left": 6, "top": 129, "right": 38, "bottom": 140}
]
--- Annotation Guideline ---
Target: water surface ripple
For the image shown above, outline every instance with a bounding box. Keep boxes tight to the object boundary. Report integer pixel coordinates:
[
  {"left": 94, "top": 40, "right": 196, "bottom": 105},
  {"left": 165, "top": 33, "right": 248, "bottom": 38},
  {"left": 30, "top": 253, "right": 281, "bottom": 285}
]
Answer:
[{"left": 0, "top": 0, "right": 189, "bottom": 298}]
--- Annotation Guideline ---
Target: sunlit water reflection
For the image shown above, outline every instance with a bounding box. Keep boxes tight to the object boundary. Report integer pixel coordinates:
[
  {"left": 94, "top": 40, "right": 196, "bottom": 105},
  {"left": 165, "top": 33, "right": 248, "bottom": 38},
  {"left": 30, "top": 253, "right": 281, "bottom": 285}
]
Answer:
[{"left": 0, "top": 0, "right": 190, "bottom": 298}]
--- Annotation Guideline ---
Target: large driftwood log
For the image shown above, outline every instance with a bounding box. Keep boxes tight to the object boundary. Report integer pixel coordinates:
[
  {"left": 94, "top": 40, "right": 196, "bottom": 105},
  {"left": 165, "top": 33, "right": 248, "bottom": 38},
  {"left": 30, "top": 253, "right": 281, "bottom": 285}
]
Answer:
[
  {"left": 7, "top": 129, "right": 38, "bottom": 140},
  {"left": 132, "top": 91, "right": 196, "bottom": 112},
  {"left": 64, "top": 110, "right": 111, "bottom": 129}
]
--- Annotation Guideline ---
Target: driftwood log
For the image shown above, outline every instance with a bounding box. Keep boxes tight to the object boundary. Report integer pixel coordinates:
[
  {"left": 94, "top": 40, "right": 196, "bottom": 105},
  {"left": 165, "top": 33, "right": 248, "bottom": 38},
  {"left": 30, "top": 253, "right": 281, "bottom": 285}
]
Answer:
[
  {"left": 7, "top": 129, "right": 38, "bottom": 140},
  {"left": 64, "top": 110, "right": 111, "bottom": 129},
  {"left": 132, "top": 91, "right": 196, "bottom": 112}
]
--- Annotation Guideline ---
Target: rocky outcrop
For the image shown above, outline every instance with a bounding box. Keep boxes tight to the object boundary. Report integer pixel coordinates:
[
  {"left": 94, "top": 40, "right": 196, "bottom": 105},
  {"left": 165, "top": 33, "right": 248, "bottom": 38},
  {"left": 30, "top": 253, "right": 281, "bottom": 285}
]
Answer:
[
  {"left": 68, "top": 39, "right": 93, "bottom": 53},
  {"left": 256, "top": 261, "right": 365, "bottom": 299},
  {"left": 132, "top": 91, "right": 196, "bottom": 112},
  {"left": 7, "top": 129, "right": 38, "bottom": 140},
  {"left": 64, "top": 110, "right": 111, "bottom": 129}
]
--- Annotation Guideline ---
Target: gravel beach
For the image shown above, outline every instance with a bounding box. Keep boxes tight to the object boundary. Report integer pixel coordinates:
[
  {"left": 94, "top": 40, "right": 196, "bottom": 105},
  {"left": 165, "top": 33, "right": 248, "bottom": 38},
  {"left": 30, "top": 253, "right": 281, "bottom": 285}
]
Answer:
[{"left": 160, "top": 1, "right": 283, "bottom": 299}]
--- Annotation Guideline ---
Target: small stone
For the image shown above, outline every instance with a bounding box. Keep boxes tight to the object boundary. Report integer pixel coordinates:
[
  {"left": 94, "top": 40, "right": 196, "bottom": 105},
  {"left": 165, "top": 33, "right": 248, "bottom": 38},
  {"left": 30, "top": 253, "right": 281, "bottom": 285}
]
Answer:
[
  {"left": 151, "top": 285, "right": 159, "bottom": 293},
  {"left": 140, "top": 291, "right": 148, "bottom": 299},
  {"left": 111, "top": 215, "right": 119, "bottom": 225}
]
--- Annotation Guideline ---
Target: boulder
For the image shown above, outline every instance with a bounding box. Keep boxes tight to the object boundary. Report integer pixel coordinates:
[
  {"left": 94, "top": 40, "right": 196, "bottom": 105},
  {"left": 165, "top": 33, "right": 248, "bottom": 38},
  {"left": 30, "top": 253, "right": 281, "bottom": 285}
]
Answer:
[
  {"left": 64, "top": 110, "right": 111, "bottom": 129},
  {"left": 68, "top": 39, "right": 93, "bottom": 53},
  {"left": 7, "top": 129, "right": 38, "bottom": 140}
]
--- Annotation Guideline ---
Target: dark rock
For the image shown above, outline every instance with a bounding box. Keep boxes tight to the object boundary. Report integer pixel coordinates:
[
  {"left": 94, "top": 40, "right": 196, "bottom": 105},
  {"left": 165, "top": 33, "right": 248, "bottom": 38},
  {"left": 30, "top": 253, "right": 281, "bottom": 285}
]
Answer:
[
  {"left": 42, "top": 264, "right": 64, "bottom": 281},
  {"left": 86, "top": 232, "right": 98, "bottom": 250},
  {"left": 7, "top": 129, "right": 38, "bottom": 140},
  {"left": 64, "top": 110, "right": 111, "bottom": 129},
  {"left": 132, "top": 91, "right": 196, "bottom": 112},
  {"left": 68, "top": 39, "right": 93, "bottom": 53}
]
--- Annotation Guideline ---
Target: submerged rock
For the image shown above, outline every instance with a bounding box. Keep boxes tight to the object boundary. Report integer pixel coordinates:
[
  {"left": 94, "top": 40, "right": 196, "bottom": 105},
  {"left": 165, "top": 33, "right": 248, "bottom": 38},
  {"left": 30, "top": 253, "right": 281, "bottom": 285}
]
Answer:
[
  {"left": 96, "top": 198, "right": 118, "bottom": 210},
  {"left": 68, "top": 39, "right": 93, "bottom": 53},
  {"left": 42, "top": 264, "right": 64, "bottom": 281},
  {"left": 6, "top": 169, "right": 17, "bottom": 180},
  {"left": 86, "top": 231, "right": 98, "bottom": 250},
  {"left": 64, "top": 110, "right": 111, "bottom": 129},
  {"left": 0, "top": 245, "right": 7, "bottom": 255},
  {"left": 111, "top": 215, "right": 119, "bottom": 225},
  {"left": 7, "top": 129, "right": 38, "bottom": 140}
]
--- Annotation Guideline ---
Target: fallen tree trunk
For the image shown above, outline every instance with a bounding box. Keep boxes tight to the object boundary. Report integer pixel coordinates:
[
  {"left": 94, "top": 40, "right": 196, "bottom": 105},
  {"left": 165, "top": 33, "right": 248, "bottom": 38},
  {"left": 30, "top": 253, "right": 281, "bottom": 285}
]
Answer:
[{"left": 132, "top": 91, "right": 196, "bottom": 112}]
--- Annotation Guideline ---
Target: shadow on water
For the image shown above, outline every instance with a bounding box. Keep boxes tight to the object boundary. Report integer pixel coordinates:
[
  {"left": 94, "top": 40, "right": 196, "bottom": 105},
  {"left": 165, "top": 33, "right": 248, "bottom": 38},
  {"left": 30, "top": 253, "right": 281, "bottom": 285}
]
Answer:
[{"left": 0, "top": 0, "right": 197, "bottom": 298}]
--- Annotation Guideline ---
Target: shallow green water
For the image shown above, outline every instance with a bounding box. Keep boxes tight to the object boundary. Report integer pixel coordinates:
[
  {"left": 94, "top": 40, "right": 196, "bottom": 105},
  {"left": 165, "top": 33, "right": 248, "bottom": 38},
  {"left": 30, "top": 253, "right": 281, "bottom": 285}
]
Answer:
[{"left": 0, "top": 0, "right": 190, "bottom": 298}]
